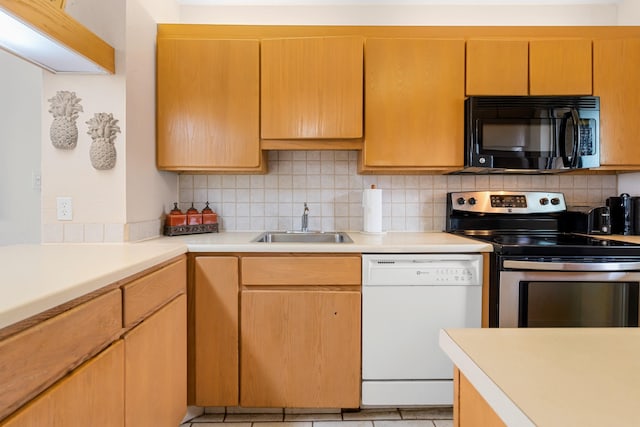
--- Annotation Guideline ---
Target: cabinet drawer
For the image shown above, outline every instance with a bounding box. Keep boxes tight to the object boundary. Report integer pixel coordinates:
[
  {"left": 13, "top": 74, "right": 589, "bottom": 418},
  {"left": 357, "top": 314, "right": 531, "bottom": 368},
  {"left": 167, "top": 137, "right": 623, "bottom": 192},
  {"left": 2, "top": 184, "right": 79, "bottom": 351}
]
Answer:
[
  {"left": 1, "top": 341, "right": 125, "bottom": 427},
  {"left": 122, "top": 256, "right": 186, "bottom": 328},
  {"left": 241, "top": 256, "right": 361, "bottom": 286},
  {"left": 0, "top": 289, "right": 122, "bottom": 421}
]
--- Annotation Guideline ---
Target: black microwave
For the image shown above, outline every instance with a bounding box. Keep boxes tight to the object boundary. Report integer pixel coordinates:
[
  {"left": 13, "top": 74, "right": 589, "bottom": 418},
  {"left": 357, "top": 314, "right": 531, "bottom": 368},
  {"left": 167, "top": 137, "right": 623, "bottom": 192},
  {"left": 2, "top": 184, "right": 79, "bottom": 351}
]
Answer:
[{"left": 463, "top": 96, "right": 600, "bottom": 173}]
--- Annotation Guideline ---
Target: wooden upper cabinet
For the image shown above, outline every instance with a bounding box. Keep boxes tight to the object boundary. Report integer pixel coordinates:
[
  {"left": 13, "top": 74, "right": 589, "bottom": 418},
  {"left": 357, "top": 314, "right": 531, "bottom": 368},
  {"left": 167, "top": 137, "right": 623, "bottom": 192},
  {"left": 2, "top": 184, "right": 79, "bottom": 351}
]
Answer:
[
  {"left": 363, "top": 38, "right": 465, "bottom": 170},
  {"left": 261, "top": 36, "right": 363, "bottom": 139},
  {"left": 466, "top": 38, "right": 592, "bottom": 96},
  {"left": 466, "top": 39, "right": 529, "bottom": 95},
  {"left": 594, "top": 38, "right": 640, "bottom": 168},
  {"left": 529, "top": 39, "right": 592, "bottom": 95},
  {"left": 157, "top": 38, "right": 264, "bottom": 172}
]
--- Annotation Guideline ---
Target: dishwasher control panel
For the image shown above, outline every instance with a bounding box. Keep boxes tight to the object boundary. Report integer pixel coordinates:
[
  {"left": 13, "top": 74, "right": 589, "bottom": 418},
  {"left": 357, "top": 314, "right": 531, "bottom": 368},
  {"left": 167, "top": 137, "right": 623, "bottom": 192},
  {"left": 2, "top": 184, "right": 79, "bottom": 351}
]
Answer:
[{"left": 362, "top": 254, "right": 483, "bottom": 286}]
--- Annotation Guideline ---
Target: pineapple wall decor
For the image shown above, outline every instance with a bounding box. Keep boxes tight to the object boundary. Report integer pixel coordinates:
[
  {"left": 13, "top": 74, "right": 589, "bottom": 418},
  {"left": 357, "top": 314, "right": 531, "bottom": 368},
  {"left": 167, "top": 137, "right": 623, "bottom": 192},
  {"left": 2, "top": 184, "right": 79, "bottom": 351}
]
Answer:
[
  {"left": 86, "top": 112, "right": 121, "bottom": 170},
  {"left": 48, "top": 91, "right": 83, "bottom": 149}
]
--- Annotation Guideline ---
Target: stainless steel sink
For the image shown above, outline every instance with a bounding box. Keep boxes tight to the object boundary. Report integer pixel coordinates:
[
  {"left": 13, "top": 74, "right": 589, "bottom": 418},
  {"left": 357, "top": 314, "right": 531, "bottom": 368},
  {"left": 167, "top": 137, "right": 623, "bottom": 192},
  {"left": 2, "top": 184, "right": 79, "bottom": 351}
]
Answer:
[{"left": 252, "top": 231, "right": 353, "bottom": 243}]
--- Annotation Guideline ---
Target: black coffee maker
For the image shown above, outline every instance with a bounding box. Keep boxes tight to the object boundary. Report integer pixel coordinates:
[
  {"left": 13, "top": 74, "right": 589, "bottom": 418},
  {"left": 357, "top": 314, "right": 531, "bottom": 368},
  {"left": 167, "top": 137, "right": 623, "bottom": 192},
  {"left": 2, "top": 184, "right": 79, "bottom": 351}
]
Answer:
[{"left": 606, "top": 193, "right": 638, "bottom": 235}]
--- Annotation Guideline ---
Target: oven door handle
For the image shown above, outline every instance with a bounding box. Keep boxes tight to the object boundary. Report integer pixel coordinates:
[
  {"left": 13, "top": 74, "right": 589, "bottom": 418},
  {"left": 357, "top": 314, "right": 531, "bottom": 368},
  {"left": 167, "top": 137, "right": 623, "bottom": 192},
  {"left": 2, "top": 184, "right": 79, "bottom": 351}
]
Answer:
[{"left": 503, "top": 260, "right": 640, "bottom": 271}]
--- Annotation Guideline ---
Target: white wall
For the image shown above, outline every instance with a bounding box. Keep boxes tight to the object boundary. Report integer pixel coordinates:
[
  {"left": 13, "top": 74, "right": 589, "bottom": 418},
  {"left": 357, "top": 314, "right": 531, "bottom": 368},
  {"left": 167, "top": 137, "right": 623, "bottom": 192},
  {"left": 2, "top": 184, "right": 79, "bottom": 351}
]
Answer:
[
  {"left": 138, "top": 0, "right": 181, "bottom": 23},
  {"left": 125, "top": 0, "right": 179, "bottom": 240},
  {"left": 618, "top": 0, "right": 640, "bottom": 25},
  {"left": 179, "top": 3, "right": 617, "bottom": 25},
  {"left": 41, "top": 1, "right": 128, "bottom": 243},
  {"left": 40, "top": 0, "right": 180, "bottom": 243},
  {"left": 0, "top": 50, "right": 42, "bottom": 245}
]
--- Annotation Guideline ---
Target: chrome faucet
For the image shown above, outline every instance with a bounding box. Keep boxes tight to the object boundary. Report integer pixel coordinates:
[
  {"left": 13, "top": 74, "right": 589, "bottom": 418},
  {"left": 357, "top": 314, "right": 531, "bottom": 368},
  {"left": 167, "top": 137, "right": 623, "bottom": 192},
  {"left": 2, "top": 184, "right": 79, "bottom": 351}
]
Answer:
[{"left": 301, "top": 202, "right": 309, "bottom": 232}]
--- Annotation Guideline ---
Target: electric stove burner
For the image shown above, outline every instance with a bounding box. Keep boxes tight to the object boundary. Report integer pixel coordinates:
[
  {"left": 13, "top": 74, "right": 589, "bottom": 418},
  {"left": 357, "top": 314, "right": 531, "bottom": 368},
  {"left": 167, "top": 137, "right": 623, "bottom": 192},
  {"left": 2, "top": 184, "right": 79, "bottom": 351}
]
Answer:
[
  {"left": 446, "top": 191, "right": 640, "bottom": 257},
  {"left": 473, "top": 233, "right": 639, "bottom": 247}
]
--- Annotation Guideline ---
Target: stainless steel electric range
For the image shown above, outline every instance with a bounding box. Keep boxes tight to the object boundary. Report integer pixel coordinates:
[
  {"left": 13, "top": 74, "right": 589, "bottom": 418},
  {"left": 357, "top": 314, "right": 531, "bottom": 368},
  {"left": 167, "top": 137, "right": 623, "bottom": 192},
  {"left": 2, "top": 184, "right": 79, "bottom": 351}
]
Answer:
[{"left": 446, "top": 190, "right": 640, "bottom": 328}]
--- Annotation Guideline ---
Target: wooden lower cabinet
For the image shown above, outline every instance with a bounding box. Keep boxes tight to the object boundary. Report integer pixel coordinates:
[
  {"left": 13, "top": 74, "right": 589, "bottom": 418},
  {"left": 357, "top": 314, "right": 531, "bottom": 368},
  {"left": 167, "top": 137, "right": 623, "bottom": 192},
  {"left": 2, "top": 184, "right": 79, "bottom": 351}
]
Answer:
[
  {"left": 0, "top": 256, "right": 187, "bottom": 427},
  {"left": 124, "top": 295, "right": 187, "bottom": 427},
  {"left": 239, "top": 254, "right": 361, "bottom": 408},
  {"left": 0, "top": 289, "right": 122, "bottom": 422},
  {"left": 191, "top": 256, "right": 239, "bottom": 406},
  {"left": 454, "top": 368, "right": 505, "bottom": 427},
  {"left": 1, "top": 341, "right": 125, "bottom": 427},
  {"left": 240, "top": 289, "right": 361, "bottom": 408},
  {"left": 190, "top": 254, "right": 361, "bottom": 409}
]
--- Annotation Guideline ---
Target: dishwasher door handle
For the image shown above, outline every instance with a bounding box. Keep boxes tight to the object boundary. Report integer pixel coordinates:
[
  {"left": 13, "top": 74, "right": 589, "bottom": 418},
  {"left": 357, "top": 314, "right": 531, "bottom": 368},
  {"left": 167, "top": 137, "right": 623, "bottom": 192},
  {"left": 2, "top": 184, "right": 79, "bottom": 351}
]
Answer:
[{"left": 503, "top": 259, "right": 640, "bottom": 271}]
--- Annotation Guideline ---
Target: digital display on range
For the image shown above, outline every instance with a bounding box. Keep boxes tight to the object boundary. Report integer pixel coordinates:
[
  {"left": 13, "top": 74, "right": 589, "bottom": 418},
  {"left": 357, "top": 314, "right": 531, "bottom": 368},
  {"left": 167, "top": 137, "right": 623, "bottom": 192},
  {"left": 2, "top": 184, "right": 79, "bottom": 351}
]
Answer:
[{"left": 490, "top": 195, "right": 527, "bottom": 208}]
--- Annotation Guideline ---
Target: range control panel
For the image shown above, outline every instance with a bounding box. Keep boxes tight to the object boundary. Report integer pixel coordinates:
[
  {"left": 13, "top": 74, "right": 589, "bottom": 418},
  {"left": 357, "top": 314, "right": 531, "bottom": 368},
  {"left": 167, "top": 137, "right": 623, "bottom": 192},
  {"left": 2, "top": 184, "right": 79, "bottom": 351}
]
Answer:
[{"left": 449, "top": 191, "right": 566, "bottom": 214}]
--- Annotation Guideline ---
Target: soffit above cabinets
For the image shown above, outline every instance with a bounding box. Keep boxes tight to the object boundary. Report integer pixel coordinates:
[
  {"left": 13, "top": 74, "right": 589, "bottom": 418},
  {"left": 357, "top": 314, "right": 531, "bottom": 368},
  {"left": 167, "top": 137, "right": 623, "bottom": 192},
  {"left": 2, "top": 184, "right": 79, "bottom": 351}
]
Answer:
[{"left": 0, "top": 0, "right": 115, "bottom": 74}]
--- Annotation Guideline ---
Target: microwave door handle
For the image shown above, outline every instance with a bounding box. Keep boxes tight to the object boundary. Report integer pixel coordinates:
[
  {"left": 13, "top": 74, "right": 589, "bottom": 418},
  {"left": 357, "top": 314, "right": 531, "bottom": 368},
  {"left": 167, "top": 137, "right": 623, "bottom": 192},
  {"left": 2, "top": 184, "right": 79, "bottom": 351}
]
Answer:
[
  {"left": 559, "top": 112, "right": 571, "bottom": 166},
  {"left": 569, "top": 108, "right": 581, "bottom": 168},
  {"left": 559, "top": 109, "right": 581, "bottom": 168}
]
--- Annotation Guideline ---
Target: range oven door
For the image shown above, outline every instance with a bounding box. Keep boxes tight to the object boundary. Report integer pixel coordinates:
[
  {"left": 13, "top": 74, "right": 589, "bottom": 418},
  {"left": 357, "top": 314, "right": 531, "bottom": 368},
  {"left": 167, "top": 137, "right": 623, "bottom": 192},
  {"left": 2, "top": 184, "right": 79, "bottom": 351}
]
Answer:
[{"left": 498, "top": 259, "right": 640, "bottom": 328}]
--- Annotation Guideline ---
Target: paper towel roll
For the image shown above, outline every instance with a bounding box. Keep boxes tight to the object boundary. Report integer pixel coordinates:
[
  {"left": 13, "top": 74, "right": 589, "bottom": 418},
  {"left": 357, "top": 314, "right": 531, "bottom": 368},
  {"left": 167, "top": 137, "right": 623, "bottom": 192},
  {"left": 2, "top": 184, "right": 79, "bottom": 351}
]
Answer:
[{"left": 362, "top": 186, "right": 383, "bottom": 233}]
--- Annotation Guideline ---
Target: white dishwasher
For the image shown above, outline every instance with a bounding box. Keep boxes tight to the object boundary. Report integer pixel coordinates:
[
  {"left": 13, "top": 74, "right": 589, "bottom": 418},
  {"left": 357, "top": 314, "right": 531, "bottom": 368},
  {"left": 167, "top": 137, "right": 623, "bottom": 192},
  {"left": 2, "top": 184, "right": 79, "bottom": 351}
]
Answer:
[{"left": 361, "top": 253, "right": 482, "bottom": 406}]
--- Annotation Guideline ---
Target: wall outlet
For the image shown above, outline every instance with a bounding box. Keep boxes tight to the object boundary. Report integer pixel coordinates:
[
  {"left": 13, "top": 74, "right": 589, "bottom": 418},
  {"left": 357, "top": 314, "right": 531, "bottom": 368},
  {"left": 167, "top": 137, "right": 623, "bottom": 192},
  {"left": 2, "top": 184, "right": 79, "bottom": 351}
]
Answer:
[{"left": 56, "top": 197, "right": 73, "bottom": 221}]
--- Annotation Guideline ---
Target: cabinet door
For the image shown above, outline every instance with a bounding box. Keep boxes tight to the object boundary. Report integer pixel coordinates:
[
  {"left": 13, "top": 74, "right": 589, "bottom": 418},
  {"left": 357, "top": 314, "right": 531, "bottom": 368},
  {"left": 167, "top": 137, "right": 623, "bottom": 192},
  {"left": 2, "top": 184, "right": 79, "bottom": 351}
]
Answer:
[
  {"left": 241, "top": 289, "right": 361, "bottom": 408},
  {"left": 157, "top": 38, "right": 263, "bottom": 171},
  {"left": 594, "top": 38, "right": 640, "bottom": 167},
  {"left": 466, "top": 39, "right": 529, "bottom": 95},
  {"left": 363, "top": 38, "right": 465, "bottom": 169},
  {"left": 192, "top": 257, "right": 239, "bottom": 406},
  {"left": 1, "top": 341, "right": 124, "bottom": 427},
  {"left": 529, "top": 39, "right": 592, "bottom": 95},
  {"left": 124, "top": 295, "right": 186, "bottom": 427},
  {"left": 261, "top": 36, "right": 363, "bottom": 139}
]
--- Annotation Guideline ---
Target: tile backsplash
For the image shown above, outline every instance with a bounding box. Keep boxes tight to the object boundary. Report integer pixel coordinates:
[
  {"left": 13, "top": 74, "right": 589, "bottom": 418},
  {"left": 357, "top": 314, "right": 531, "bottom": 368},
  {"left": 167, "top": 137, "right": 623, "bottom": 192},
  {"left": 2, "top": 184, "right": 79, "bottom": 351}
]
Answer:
[{"left": 178, "top": 151, "right": 618, "bottom": 233}]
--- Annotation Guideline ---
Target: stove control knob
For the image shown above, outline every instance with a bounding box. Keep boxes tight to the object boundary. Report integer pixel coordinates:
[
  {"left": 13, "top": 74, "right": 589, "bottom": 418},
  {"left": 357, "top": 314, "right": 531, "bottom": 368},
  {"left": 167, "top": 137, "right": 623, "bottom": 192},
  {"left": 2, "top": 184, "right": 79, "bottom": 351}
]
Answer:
[
  {"left": 539, "top": 198, "right": 549, "bottom": 206},
  {"left": 456, "top": 197, "right": 466, "bottom": 205},
  {"left": 468, "top": 197, "right": 477, "bottom": 205},
  {"left": 551, "top": 197, "right": 561, "bottom": 205}
]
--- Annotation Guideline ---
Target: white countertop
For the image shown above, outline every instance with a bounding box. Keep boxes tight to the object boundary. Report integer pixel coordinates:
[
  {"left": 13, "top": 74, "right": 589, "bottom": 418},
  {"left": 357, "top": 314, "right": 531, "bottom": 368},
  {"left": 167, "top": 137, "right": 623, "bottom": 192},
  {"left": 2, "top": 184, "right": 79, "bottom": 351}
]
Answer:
[
  {"left": 0, "top": 242, "right": 187, "bottom": 331},
  {"left": 440, "top": 327, "right": 640, "bottom": 427},
  {"left": 163, "top": 230, "right": 493, "bottom": 253},
  {"left": 0, "top": 232, "right": 489, "bottom": 333}
]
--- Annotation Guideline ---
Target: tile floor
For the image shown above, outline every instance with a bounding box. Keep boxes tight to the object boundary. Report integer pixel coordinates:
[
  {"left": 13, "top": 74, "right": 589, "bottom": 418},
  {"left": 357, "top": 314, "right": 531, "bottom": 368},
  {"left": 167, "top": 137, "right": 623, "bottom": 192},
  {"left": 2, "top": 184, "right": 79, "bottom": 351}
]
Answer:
[{"left": 181, "top": 407, "right": 453, "bottom": 427}]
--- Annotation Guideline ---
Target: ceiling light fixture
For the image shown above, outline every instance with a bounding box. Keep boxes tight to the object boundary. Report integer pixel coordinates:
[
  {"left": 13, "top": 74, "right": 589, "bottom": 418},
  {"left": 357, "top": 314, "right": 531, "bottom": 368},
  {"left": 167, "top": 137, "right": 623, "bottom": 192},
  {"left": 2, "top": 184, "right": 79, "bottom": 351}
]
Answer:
[{"left": 0, "top": 0, "right": 114, "bottom": 74}]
